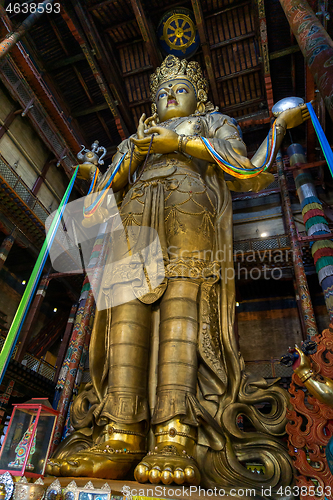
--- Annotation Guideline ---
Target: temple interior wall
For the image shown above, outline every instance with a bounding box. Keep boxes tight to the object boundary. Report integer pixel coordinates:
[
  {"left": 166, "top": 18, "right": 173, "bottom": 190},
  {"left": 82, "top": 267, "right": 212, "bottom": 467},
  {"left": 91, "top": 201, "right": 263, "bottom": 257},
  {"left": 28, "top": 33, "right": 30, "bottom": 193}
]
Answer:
[{"left": 0, "top": 83, "right": 67, "bottom": 212}]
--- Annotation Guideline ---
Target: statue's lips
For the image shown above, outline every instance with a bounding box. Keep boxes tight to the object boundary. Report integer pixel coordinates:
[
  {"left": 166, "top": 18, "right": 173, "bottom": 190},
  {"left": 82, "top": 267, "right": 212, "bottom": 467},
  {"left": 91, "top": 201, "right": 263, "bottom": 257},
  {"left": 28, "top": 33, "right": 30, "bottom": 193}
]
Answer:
[{"left": 167, "top": 99, "right": 178, "bottom": 107}]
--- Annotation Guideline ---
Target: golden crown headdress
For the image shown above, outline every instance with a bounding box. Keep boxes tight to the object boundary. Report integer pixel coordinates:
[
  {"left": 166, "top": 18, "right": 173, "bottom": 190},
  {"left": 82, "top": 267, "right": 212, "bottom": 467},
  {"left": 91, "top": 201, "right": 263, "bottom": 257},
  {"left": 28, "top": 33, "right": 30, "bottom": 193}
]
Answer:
[{"left": 150, "top": 55, "right": 209, "bottom": 107}]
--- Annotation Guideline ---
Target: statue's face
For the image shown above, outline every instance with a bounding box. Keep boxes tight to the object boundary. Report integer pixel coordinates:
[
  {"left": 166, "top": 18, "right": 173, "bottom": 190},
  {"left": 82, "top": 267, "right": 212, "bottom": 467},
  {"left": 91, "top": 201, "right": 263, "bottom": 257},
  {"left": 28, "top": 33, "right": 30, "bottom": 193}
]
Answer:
[{"left": 156, "top": 78, "right": 197, "bottom": 122}]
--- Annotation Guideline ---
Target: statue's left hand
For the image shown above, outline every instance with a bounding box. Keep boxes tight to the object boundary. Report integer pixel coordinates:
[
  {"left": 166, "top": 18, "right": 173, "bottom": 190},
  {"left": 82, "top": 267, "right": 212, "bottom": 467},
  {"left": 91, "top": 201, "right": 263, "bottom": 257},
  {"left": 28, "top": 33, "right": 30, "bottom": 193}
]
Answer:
[
  {"left": 277, "top": 103, "right": 310, "bottom": 129},
  {"left": 131, "top": 126, "right": 179, "bottom": 155}
]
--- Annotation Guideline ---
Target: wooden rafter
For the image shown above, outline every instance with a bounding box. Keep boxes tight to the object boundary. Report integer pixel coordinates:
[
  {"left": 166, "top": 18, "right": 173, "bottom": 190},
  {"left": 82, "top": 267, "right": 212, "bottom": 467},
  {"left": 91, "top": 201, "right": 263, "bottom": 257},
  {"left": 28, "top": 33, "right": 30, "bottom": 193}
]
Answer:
[
  {"left": 47, "top": 17, "right": 115, "bottom": 145},
  {"left": 256, "top": 0, "right": 274, "bottom": 114},
  {"left": 305, "top": 65, "right": 316, "bottom": 162},
  {"left": 216, "top": 66, "right": 261, "bottom": 82},
  {"left": 71, "top": 0, "right": 135, "bottom": 134},
  {"left": 60, "top": 5, "right": 129, "bottom": 140},
  {"left": 129, "top": 0, "right": 162, "bottom": 69},
  {"left": 46, "top": 53, "right": 86, "bottom": 70},
  {"left": 191, "top": 0, "right": 219, "bottom": 106},
  {"left": 210, "top": 32, "right": 256, "bottom": 50},
  {"left": 269, "top": 45, "right": 300, "bottom": 60}
]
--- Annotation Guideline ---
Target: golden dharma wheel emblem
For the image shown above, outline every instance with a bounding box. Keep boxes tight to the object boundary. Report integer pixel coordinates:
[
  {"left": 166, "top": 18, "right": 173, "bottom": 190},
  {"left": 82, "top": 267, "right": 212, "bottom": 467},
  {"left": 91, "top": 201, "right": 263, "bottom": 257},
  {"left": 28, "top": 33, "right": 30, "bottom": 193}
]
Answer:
[{"left": 157, "top": 8, "right": 199, "bottom": 58}]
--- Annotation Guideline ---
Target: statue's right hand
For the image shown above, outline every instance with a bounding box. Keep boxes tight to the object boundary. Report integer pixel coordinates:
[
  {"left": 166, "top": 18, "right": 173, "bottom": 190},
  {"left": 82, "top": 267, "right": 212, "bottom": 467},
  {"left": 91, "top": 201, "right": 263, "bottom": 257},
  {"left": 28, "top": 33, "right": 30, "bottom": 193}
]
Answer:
[
  {"left": 76, "top": 162, "right": 97, "bottom": 181},
  {"left": 137, "top": 113, "right": 158, "bottom": 139}
]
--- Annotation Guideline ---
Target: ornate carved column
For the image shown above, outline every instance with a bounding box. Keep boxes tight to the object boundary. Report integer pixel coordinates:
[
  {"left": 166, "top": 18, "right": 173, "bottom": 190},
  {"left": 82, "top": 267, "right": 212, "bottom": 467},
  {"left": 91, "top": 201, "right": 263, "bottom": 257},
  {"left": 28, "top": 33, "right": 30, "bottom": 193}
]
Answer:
[
  {"left": 277, "top": 152, "right": 318, "bottom": 337},
  {"left": 279, "top": 0, "right": 333, "bottom": 121},
  {"left": 288, "top": 144, "right": 333, "bottom": 321}
]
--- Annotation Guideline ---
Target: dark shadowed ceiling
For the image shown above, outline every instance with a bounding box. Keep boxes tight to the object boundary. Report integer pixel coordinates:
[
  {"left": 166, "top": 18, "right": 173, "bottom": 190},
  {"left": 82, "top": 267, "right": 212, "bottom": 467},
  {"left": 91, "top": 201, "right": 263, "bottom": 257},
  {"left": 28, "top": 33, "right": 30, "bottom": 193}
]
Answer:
[{"left": 2, "top": 0, "right": 329, "bottom": 165}]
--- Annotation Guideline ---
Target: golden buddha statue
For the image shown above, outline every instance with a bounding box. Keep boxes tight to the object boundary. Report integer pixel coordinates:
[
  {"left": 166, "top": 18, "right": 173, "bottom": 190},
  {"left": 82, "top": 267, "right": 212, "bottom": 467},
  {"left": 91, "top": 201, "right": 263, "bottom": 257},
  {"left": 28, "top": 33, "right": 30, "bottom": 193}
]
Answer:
[{"left": 47, "top": 55, "right": 310, "bottom": 492}]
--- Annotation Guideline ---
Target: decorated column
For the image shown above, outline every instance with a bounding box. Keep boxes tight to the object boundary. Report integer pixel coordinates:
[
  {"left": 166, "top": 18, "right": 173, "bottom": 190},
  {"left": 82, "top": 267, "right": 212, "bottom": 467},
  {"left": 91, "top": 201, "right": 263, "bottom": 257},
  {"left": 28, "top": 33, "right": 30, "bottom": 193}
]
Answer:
[
  {"left": 0, "top": 0, "right": 54, "bottom": 60},
  {"left": 53, "top": 303, "right": 78, "bottom": 383},
  {"left": 277, "top": 151, "right": 318, "bottom": 337},
  {"left": 288, "top": 144, "right": 333, "bottom": 320},
  {"left": 279, "top": 0, "right": 333, "bottom": 121},
  {"left": 15, "top": 273, "right": 50, "bottom": 362}
]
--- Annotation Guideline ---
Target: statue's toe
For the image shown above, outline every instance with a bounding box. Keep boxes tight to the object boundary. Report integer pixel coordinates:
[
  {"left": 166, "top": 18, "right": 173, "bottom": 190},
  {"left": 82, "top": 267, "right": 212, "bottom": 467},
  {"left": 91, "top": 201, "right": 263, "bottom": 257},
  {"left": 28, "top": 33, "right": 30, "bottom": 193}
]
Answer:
[
  {"left": 149, "top": 466, "right": 162, "bottom": 484},
  {"left": 174, "top": 467, "right": 185, "bottom": 484},
  {"left": 46, "top": 460, "right": 62, "bottom": 476},
  {"left": 161, "top": 467, "right": 173, "bottom": 484},
  {"left": 60, "top": 457, "right": 85, "bottom": 477},
  {"left": 134, "top": 454, "right": 200, "bottom": 486},
  {"left": 134, "top": 463, "right": 149, "bottom": 482}
]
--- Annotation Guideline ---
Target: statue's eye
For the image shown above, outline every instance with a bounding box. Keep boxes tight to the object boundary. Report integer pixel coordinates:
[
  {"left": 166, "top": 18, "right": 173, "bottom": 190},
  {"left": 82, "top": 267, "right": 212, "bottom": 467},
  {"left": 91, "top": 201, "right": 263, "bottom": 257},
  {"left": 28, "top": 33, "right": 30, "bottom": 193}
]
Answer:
[
  {"left": 176, "top": 88, "right": 187, "bottom": 94},
  {"left": 158, "top": 92, "right": 167, "bottom": 100}
]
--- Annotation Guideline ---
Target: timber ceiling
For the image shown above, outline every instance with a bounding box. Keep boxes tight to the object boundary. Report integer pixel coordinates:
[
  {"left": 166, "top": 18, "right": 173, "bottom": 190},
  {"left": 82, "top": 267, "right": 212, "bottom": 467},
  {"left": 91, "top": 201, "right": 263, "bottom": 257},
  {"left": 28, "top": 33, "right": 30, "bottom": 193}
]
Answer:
[{"left": 2, "top": 0, "right": 309, "bottom": 163}]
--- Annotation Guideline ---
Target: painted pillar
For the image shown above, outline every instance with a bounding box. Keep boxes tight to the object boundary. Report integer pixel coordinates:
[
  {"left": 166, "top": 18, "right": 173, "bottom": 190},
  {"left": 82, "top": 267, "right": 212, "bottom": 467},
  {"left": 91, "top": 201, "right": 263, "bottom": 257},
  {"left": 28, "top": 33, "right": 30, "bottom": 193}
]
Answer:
[
  {"left": 279, "top": 0, "right": 333, "bottom": 121},
  {"left": 61, "top": 311, "right": 95, "bottom": 441},
  {"left": 51, "top": 225, "right": 110, "bottom": 452},
  {"left": 15, "top": 274, "right": 50, "bottom": 362},
  {"left": 0, "top": 228, "right": 17, "bottom": 272},
  {"left": 288, "top": 144, "right": 333, "bottom": 320},
  {"left": 276, "top": 151, "right": 318, "bottom": 337},
  {"left": 257, "top": 0, "right": 274, "bottom": 114},
  {"left": 53, "top": 303, "right": 78, "bottom": 383},
  {"left": 0, "top": 0, "right": 54, "bottom": 61}
]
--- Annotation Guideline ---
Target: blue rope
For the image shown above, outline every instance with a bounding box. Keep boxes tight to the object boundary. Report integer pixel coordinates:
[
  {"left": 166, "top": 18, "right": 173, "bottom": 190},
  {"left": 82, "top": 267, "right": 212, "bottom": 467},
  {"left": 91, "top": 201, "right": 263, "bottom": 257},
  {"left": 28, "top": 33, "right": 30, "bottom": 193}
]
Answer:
[{"left": 307, "top": 102, "right": 333, "bottom": 178}]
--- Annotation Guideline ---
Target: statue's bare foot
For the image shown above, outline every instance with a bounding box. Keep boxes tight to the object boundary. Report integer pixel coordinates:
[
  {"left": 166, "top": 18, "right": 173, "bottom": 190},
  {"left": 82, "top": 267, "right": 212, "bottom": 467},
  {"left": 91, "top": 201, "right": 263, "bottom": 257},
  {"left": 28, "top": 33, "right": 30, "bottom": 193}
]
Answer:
[
  {"left": 47, "top": 423, "right": 146, "bottom": 479},
  {"left": 47, "top": 439, "right": 145, "bottom": 479},
  {"left": 134, "top": 444, "right": 200, "bottom": 485}
]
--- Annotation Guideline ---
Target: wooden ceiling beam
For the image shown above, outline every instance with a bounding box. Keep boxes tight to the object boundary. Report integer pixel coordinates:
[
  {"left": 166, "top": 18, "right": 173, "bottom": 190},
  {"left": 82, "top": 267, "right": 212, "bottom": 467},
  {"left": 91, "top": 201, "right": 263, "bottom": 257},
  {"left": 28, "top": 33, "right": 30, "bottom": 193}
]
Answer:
[
  {"left": 191, "top": 0, "right": 220, "bottom": 106},
  {"left": 222, "top": 97, "right": 265, "bottom": 113},
  {"left": 205, "top": 0, "right": 251, "bottom": 18},
  {"left": 256, "top": 0, "right": 274, "bottom": 115},
  {"left": 70, "top": 0, "right": 135, "bottom": 134},
  {"left": 129, "top": 0, "right": 162, "bottom": 68},
  {"left": 210, "top": 32, "right": 255, "bottom": 50},
  {"left": 46, "top": 53, "right": 86, "bottom": 71},
  {"left": 60, "top": 5, "right": 129, "bottom": 140},
  {"left": 269, "top": 45, "right": 300, "bottom": 60},
  {"left": 72, "top": 64, "right": 115, "bottom": 144},
  {"left": 216, "top": 65, "right": 261, "bottom": 82},
  {"left": 72, "top": 103, "right": 109, "bottom": 117},
  {"left": 305, "top": 65, "right": 316, "bottom": 162},
  {"left": 47, "top": 17, "right": 115, "bottom": 145}
]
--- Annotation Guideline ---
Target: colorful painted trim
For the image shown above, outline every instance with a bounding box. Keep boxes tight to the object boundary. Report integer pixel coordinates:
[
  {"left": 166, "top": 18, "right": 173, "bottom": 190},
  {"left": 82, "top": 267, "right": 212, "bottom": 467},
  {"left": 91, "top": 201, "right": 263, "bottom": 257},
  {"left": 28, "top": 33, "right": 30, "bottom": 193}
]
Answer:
[
  {"left": 301, "top": 196, "right": 322, "bottom": 209},
  {"left": 297, "top": 183, "right": 318, "bottom": 204},
  {"left": 201, "top": 120, "right": 277, "bottom": 179},
  {"left": 318, "top": 265, "right": 333, "bottom": 285},
  {"left": 308, "top": 223, "right": 330, "bottom": 236},
  {"left": 302, "top": 202, "right": 323, "bottom": 216},
  {"left": 295, "top": 173, "right": 313, "bottom": 188},
  {"left": 305, "top": 216, "right": 328, "bottom": 231},
  {"left": 316, "top": 256, "right": 333, "bottom": 273},
  {"left": 312, "top": 240, "right": 333, "bottom": 253},
  {"left": 313, "top": 247, "right": 333, "bottom": 265},
  {"left": 303, "top": 209, "right": 326, "bottom": 223}
]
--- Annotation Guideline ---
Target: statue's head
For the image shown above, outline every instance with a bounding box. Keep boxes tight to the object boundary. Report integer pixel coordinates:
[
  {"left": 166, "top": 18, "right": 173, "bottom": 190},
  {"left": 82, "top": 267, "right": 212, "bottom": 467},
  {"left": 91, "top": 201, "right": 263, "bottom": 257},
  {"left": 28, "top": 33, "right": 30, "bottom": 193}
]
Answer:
[{"left": 150, "top": 55, "right": 209, "bottom": 122}]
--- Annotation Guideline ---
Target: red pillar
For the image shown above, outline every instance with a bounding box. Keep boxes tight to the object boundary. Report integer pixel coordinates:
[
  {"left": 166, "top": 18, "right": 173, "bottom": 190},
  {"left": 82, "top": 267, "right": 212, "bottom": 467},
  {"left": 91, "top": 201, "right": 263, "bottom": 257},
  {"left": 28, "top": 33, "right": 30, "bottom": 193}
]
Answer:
[
  {"left": 15, "top": 273, "right": 50, "bottom": 362},
  {"left": 279, "top": 0, "right": 333, "bottom": 121},
  {"left": 53, "top": 303, "right": 78, "bottom": 383}
]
